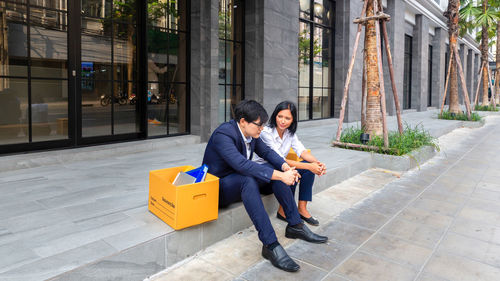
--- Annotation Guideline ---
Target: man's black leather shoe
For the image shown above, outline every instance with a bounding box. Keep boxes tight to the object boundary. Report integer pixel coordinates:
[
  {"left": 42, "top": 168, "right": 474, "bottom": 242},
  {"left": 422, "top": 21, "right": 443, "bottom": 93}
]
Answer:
[
  {"left": 285, "top": 224, "right": 328, "bottom": 243},
  {"left": 262, "top": 244, "right": 300, "bottom": 272}
]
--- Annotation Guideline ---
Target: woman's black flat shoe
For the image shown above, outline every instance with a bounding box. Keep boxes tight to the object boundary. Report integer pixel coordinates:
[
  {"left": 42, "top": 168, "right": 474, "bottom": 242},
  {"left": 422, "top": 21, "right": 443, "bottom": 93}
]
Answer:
[
  {"left": 300, "top": 215, "right": 319, "bottom": 226},
  {"left": 276, "top": 212, "right": 287, "bottom": 222}
]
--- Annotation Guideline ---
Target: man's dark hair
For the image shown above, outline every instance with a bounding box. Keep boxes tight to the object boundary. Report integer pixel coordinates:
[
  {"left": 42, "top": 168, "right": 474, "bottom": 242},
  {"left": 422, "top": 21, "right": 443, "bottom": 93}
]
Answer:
[
  {"left": 268, "top": 101, "right": 298, "bottom": 134},
  {"left": 233, "top": 100, "right": 268, "bottom": 124}
]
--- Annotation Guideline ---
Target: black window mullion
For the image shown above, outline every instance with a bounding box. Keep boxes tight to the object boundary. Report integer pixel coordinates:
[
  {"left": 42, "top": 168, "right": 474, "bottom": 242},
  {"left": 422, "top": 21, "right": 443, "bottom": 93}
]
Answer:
[
  {"left": 428, "top": 45, "right": 432, "bottom": 107},
  {"left": 139, "top": 0, "right": 148, "bottom": 138},
  {"left": 308, "top": 6, "right": 314, "bottom": 120},
  {"left": 69, "top": 0, "right": 80, "bottom": 145},
  {"left": 166, "top": 10, "right": 171, "bottom": 135},
  {"left": 224, "top": 2, "right": 228, "bottom": 121},
  {"left": 27, "top": 2, "right": 32, "bottom": 143},
  {"left": 409, "top": 37, "right": 412, "bottom": 109},
  {"left": 110, "top": 5, "right": 115, "bottom": 135}
]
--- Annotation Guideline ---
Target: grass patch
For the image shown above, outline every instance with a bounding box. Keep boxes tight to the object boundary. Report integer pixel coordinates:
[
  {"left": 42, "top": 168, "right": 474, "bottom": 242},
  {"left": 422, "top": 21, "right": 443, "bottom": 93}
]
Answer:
[
  {"left": 474, "top": 104, "right": 499, "bottom": 111},
  {"left": 339, "top": 124, "right": 438, "bottom": 156},
  {"left": 438, "top": 110, "right": 481, "bottom": 121}
]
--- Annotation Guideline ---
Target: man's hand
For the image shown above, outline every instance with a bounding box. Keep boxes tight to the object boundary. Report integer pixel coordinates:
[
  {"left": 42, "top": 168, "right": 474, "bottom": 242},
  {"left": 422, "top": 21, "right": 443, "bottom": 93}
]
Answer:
[{"left": 272, "top": 168, "right": 299, "bottom": 186}]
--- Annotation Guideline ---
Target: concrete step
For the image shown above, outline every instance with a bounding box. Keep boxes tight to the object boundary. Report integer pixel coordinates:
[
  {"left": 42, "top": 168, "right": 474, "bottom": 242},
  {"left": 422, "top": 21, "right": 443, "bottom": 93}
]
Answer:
[{"left": 0, "top": 135, "right": 201, "bottom": 172}]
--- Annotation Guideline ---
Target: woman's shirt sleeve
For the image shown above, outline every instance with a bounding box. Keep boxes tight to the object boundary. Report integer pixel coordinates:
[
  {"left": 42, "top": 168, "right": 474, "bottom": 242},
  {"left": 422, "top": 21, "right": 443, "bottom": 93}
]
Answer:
[{"left": 291, "top": 133, "right": 306, "bottom": 159}]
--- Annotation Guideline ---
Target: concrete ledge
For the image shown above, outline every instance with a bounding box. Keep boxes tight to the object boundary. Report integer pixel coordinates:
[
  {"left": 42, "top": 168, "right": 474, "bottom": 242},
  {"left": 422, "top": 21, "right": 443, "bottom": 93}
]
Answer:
[
  {"left": 371, "top": 145, "right": 437, "bottom": 171},
  {"left": 460, "top": 118, "right": 485, "bottom": 128},
  {"left": 0, "top": 135, "right": 201, "bottom": 172}
]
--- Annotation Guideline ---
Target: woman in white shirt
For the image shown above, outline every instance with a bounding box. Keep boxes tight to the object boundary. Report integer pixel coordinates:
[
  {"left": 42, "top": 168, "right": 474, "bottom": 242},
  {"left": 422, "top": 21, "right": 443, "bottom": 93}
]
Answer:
[{"left": 254, "top": 101, "right": 326, "bottom": 226}]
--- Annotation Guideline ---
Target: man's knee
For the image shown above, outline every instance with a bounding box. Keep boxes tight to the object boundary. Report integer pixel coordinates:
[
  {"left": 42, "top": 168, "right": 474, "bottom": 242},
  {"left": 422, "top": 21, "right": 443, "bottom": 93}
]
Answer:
[{"left": 240, "top": 175, "right": 259, "bottom": 192}]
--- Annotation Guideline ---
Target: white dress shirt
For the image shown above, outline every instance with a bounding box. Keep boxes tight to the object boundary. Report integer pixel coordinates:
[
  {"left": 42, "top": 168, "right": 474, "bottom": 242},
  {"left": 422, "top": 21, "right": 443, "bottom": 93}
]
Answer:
[
  {"left": 253, "top": 126, "right": 306, "bottom": 164},
  {"left": 237, "top": 123, "right": 252, "bottom": 159}
]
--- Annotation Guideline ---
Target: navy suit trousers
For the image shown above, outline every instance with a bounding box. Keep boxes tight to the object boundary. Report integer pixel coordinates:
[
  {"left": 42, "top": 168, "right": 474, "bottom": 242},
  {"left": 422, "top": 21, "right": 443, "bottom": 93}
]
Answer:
[{"left": 218, "top": 163, "right": 302, "bottom": 245}]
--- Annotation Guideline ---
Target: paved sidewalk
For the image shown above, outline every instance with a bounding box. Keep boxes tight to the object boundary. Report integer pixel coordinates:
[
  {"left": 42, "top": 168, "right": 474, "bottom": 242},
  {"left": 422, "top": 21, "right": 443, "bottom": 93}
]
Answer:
[
  {"left": 149, "top": 114, "right": 500, "bottom": 281},
  {"left": 0, "top": 109, "right": 497, "bottom": 280}
]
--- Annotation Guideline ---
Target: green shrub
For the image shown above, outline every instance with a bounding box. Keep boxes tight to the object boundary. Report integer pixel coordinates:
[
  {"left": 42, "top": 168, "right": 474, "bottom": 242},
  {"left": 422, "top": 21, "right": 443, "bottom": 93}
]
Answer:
[
  {"left": 474, "top": 104, "right": 499, "bottom": 111},
  {"left": 438, "top": 110, "right": 481, "bottom": 121},
  {"left": 339, "top": 124, "right": 438, "bottom": 156}
]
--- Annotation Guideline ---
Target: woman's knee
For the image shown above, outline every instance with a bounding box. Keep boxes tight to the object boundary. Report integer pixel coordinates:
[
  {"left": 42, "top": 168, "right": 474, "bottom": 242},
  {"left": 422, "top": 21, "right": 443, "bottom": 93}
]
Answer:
[{"left": 301, "top": 169, "right": 315, "bottom": 180}]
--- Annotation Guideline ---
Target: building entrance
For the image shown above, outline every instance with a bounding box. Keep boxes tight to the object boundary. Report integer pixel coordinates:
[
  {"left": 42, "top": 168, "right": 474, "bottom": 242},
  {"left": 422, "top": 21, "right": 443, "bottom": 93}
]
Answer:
[{"left": 0, "top": 0, "right": 190, "bottom": 154}]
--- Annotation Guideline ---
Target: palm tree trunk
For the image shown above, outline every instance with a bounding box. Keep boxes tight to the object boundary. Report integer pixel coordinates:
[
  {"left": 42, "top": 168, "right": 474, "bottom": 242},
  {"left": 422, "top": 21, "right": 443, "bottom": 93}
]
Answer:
[
  {"left": 446, "top": 0, "right": 460, "bottom": 114},
  {"left": 364, "top": 0, "right": 382, "bottom": 137},
  {"left": 481, "top": 0, "right": 489, "bottom": 106}
]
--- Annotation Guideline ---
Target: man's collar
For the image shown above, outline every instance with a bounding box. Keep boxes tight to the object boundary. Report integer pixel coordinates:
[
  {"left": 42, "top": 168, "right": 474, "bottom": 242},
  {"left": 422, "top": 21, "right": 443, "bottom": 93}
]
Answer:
[{"left": 236, "top": 122, "right": 252, "bottom": 144}]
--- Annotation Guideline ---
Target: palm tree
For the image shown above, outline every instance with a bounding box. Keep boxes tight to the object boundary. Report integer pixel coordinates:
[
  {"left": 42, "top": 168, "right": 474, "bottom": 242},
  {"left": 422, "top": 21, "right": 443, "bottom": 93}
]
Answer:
[
  {"left": 460, "top": 0, "right": 499, "bottom": 105},
  {"left": 491, "top": 0, "right": 500, "bottom": 104},
  {"left": 496, "top": 20, "right": 500, "bottom": 104},
  {"left": 444, "top": 0, "right": 461, "bottom": 113},
  {"left": 364, "top": 0, "right": 382, "bottom": 137},
  {"left": 480, "top": 0, "right": 490, "bottom": 105}
]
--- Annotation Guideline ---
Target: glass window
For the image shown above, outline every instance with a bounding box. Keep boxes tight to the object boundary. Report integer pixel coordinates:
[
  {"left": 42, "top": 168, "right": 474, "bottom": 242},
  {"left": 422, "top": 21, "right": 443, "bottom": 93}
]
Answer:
[
  {"left": 147, "top": 0, "right": 188, "bottom": 136},
  {"left": 31, "top": 79, "right": 68, "bottom": 142},
  {"left": 0, "top": 78, "right": 29, "bottom": 145},
  {"left": 81, "top": 0, "right": 139, "bottom": 137},
  {"left": 298, "top": 0, "right": 334, "bottom": 120},
  {"left": 218, "top": 0, "right": 244, "bottom": 123},
  {"left": 0, "top": 1, "right": 69, "bottom": 145}
]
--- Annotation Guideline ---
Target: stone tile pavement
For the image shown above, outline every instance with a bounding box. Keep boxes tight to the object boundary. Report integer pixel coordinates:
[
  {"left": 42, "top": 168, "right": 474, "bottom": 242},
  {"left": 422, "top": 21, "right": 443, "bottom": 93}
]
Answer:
[
  {"left": 0, "top": 109, "right": 498, "bottom": 280},
  {"left": 149, "top": 113, "right": 500, "bottom": 281}
]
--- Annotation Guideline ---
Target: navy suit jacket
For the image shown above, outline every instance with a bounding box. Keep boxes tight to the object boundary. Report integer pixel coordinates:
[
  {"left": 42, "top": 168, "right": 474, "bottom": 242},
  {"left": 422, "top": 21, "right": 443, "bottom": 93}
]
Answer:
[{"left": 202, "top": 120, "right": 286, "bottom": 183}]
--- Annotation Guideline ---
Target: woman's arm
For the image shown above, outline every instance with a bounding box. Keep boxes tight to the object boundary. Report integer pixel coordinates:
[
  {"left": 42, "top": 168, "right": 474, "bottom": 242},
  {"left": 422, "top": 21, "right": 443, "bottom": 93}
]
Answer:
[
  {"left": 298, "top": 150, "right": 327, "bottom": 176},
  {"left": 285, "top": 158, "right": 311, "bottom": 170},
  {"left": 299, "top": 150, "right": 318, "bottom": 163},
  {"left": 285, "top": 152, "right": 325, "bottom": 176}
]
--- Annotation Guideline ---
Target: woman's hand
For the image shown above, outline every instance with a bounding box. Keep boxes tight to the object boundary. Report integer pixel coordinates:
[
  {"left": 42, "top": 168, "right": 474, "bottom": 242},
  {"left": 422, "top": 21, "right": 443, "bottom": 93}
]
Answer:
[
  {"left": 308, "top": 162, "right": 324, "bottom": 176},
  {"left": 317, "top": 161, "right": 326, "bottom": 176}
]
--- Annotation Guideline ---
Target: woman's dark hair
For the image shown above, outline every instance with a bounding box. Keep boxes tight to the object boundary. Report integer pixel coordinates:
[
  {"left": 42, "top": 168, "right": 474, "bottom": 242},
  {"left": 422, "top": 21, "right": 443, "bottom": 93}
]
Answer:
[
  {"left": 269, "top": 101, "right": 298, "bottom": 134},
  {"left": 234, "top": 100, "right": 269, "bottom": 124}
]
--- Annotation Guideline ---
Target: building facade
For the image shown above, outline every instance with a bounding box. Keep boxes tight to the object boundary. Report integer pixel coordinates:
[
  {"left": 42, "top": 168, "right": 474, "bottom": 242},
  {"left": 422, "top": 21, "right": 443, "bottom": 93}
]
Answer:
[{"left": 0, "top": 0, "right": 485, "bottom": 154}]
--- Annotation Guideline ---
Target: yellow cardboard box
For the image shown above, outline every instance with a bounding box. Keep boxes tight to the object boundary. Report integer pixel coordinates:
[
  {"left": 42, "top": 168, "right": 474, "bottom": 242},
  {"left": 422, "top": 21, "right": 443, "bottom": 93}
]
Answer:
[
  {"left": 148, "top": 166, "right": 219, "bottom": 230},
  {"left": 286, "top": 148, "right": 310, "bottom": 162}
]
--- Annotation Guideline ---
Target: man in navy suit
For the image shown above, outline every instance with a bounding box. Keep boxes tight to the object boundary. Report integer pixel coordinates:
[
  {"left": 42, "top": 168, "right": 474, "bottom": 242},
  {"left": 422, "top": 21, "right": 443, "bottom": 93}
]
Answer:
[{"left": 203, "top": 100, "right": 327, "bottom": 272}]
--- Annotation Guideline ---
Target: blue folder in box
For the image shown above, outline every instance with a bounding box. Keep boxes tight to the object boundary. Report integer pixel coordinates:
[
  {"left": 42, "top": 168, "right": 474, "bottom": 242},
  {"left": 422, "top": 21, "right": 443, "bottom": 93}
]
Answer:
[{"left": 185, "top": 164, "right": 209, "bottom": 183}]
